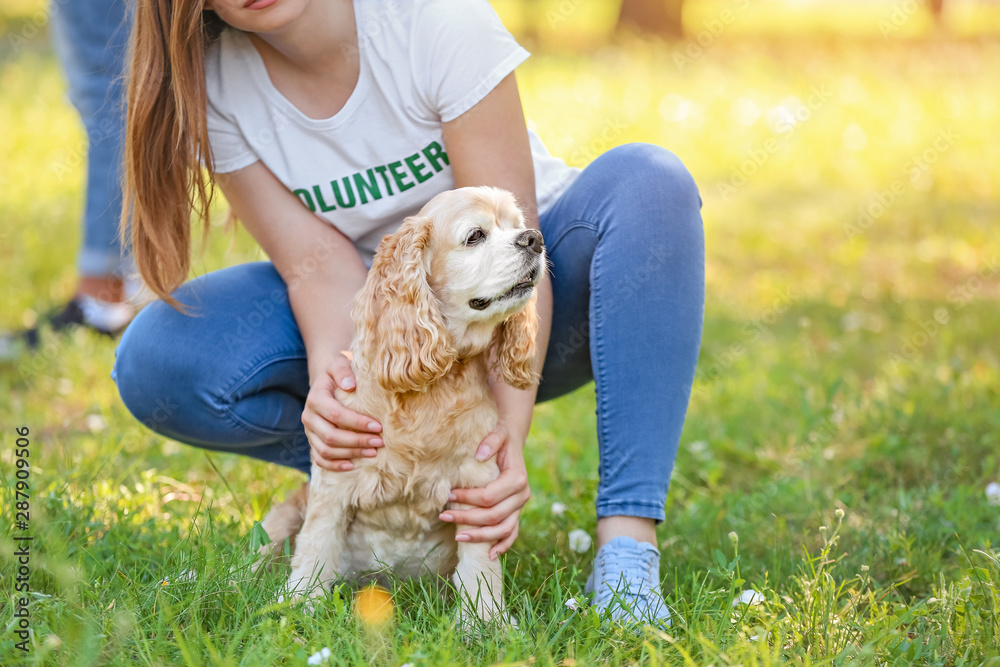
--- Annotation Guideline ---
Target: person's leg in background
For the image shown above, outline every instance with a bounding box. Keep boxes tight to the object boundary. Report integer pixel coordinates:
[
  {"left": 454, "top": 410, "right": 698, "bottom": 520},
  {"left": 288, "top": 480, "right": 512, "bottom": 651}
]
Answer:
[
  {"left": 112, "top": 262, "right": 313, "bottom": 476},
  {"left": 17, "top": 0, "right": 137, "bottom": 349},
  {"left": 537, "top": 143, "right": 705, "bottom": 624}
]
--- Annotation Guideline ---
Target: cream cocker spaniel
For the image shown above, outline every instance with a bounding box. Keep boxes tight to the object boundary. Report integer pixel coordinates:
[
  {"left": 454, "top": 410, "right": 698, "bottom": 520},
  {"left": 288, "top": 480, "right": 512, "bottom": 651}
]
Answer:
[{"left": 256, "top": 186, "right": 546, "bottom": 624}]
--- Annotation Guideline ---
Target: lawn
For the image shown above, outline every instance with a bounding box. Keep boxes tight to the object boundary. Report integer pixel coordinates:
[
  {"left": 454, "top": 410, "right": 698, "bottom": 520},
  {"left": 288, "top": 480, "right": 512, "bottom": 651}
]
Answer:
[{"left": 2, "top": 2, "right": 999, "bottom": 665}]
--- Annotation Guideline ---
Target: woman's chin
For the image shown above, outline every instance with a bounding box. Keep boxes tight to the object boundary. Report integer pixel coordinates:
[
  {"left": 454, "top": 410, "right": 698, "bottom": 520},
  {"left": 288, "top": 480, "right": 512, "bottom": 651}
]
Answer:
[{"left": 215, "top": 0, "right": 307, "bottom": 35}]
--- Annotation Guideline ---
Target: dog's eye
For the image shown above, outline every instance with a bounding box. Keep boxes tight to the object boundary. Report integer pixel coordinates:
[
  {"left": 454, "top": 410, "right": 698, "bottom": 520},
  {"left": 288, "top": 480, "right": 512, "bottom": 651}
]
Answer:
[{"left": 464, "top": 228, "right": 486, "bottom": 246}]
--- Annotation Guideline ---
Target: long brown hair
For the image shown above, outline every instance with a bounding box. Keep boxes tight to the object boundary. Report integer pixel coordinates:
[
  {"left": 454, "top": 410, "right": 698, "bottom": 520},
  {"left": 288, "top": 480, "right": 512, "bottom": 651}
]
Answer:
[{"left": 120, "top": 0, "right": 228, "bottom": 310}]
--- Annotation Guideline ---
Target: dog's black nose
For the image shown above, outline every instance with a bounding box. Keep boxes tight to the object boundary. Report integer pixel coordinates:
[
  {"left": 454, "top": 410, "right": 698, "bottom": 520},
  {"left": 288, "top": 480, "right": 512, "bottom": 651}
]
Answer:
[{"left": 516, "top": 229, "right": 544, "bottom": 255}]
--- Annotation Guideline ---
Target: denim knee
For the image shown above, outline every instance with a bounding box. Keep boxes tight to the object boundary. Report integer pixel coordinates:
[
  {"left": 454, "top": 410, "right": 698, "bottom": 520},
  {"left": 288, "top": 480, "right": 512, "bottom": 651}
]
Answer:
[
  {"left": 583, "top": 143, "right": 703, "bottom": 262},
  {"left": 111, "top": 303, "right": 186, "bottom": 436},
  {"left": 598, "top": 143, "right": 701, "bottom": 217}
]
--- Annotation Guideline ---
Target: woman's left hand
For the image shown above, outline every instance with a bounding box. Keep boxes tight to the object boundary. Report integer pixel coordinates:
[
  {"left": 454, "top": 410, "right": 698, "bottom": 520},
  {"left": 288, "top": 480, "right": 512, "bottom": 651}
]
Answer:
[{"left": 440, "top": 420, "right": 531, "bottom": 560}]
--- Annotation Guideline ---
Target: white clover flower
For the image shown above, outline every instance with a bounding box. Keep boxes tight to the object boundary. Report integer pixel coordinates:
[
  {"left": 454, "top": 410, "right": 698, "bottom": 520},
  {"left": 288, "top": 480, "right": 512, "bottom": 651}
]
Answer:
[
  {"left": 85, "top": 414, "right": 107, "bottom": 434},
  {"left": 568, "top": 529, "right": 592, "bottom": 553},
  {"left": 732, "top": 589, "right": 763, "bottom": 607},
  {"left": 841, "top": 312, "right": 864, "bottom": 332},
  {"left": 307, "top": 647, "right": 332, "bottom": 665},
  {"left": 565, "top": 597, "right": 579, "bottom": 610},
  {"left": 551, "top": 502, "right": 567, "bottom": 516},
  {"left": 986, "top": 482, "right": 1000, "bottom": 506},
  {"left": 688, "top": 440, "right": 708, "bottom": 454}
]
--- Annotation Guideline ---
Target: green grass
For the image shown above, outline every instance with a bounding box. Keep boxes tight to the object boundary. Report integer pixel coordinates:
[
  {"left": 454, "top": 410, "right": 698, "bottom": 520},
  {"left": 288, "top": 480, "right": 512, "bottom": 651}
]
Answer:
[{"left": 2, "top": 2, "right": 1000, "bottom": 665}]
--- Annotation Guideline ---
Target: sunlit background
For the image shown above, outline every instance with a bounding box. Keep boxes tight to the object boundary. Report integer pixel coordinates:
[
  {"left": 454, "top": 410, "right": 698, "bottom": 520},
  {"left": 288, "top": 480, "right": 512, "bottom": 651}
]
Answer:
[{"left": 2, "top": 0, "right": 999, "bottom": 663}]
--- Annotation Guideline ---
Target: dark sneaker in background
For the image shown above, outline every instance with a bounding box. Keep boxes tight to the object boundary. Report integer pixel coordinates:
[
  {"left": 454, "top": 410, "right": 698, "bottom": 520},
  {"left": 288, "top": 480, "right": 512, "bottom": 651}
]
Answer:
[{"left": 0, "top": 294, "right": 136, "bottom": 362}]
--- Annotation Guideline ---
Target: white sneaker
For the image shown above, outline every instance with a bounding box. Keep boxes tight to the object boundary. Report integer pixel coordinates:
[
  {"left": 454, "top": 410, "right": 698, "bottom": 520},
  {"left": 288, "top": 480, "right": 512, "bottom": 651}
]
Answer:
[{"left": 584, "top": 536, "right": 672, "bottom": 627}]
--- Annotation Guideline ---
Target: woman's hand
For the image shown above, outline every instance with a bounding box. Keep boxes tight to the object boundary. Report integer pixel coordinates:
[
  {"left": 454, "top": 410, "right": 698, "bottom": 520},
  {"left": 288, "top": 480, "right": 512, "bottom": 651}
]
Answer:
[
  {"left": 439, "top": 421, "right": 531, "bottom": 560},
  {"left": 302, "top": 354, "right": 383, "bottom": 472}
]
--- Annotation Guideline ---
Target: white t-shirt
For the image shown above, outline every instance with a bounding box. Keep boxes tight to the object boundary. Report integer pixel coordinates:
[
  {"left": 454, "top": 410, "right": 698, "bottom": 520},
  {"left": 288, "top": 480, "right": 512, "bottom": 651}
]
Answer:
[{"left": 204, "top": 0, "right": 581, "bottom": 266}]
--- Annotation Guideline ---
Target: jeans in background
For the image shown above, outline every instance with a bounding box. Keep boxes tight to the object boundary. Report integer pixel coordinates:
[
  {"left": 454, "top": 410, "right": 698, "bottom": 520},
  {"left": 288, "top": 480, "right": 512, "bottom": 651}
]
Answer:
[{"left": 50, "top": 0, "right": 132, "bottom": 278}]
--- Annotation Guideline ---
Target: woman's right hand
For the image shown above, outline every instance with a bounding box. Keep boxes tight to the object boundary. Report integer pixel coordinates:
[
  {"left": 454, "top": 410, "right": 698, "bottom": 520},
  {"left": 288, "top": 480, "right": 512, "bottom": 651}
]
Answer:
[{"left": 302, "top": 354, "right": 383, "bottom": 472}]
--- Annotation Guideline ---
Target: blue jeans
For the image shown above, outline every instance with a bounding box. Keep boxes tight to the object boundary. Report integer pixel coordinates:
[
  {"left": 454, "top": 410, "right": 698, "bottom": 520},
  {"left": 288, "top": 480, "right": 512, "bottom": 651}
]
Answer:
[
  {"left": 50, "top": 0, "right": 132, "bottom": 278},
  {"left": 112, "top": 144, "right": 705, "bottom": 522}
]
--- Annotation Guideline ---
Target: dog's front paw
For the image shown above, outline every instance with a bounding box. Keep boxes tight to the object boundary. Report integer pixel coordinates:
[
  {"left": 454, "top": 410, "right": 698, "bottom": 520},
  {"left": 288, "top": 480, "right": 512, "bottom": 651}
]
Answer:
[
  {"left": 287, "top": 576, "right": 312, "bottom": 599},
  {"left": 252, "top": 541, "right": 288, "bottom": 575},
  {"left": 276, "top": 591, "right": 321, "bottom": 616},
  {"left": 455, "top": 604, "right": 516, "bottom": 638},
  {"left": 295, "top": 590, "right": 324, "bottom": 616},
  {"left": 287, "top": 567, "right": 333, "bottom": 602}
]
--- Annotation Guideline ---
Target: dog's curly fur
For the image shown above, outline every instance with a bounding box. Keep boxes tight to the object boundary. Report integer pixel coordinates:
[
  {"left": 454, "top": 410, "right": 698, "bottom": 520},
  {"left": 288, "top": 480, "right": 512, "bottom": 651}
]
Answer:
[{"left": 255, "top": 187, "right": 545, "bottom": 623}]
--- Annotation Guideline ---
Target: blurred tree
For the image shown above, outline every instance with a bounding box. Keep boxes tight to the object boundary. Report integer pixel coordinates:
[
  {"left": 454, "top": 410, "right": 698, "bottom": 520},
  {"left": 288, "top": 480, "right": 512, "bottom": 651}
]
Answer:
[
  {"left": 520, "top": 0, "right": 540, "bottom": 47},
  {"left": 617, "top": 0, "right": 686, "bottom": 39},
  {"left": 929, "top": 0, "right": 945, "bottom": 26}
]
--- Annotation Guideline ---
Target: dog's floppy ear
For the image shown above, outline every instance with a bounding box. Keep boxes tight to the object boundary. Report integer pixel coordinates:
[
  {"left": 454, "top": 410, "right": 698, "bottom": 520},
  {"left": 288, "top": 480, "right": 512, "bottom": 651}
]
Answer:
[
  {"left": 354, "top": 215, "right": 456, "bottom": 393},
  {"left": 490, "top": 292, "right": 540, "bottom": 390}
]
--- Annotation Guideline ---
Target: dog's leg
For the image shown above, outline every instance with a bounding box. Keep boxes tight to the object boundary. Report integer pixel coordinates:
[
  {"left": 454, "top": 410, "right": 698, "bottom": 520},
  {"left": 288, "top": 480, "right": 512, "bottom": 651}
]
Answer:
[
  {"left": 450, "top": 460, "right": 506, "bottom": 628},
  {"left": 253, "top": 482, "right": 308, "bottom": 573},
  {"left": 286, "top": 473, "right": 351, "bottom": 601},
  {"left": 451, "top": 517, "right": 505, "bottom": 627}
]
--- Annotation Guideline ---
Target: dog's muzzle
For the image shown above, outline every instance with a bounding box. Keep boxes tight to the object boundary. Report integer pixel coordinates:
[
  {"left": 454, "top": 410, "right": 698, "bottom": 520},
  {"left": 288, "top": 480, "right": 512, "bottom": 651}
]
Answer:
[{"left": 469, "top": 231, "right": 545, "bottom": 311}]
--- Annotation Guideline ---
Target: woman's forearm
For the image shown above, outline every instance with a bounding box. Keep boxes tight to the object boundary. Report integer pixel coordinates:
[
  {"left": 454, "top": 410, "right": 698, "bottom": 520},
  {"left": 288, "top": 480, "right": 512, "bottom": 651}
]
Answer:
[
  {"left": 214, "top": 161, "right": 371, "bottom": 384},
  {"left": 281, "top": 233, "right": 369, "bottom": 385}
]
